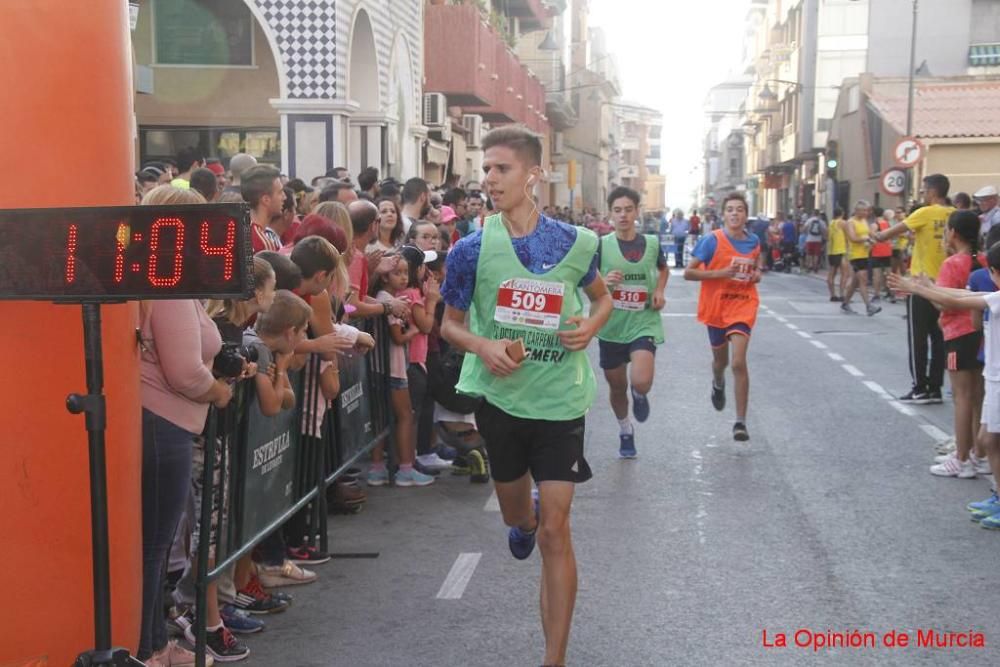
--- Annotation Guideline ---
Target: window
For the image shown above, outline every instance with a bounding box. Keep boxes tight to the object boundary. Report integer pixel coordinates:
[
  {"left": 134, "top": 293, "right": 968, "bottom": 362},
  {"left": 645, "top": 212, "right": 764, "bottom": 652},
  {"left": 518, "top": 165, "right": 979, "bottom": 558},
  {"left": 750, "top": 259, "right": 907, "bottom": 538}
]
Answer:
[
  {"left": 140, "top": 127, "right": 280, "bottom": 166},
  {"left": 154, "top": 0, "right": 253, "bottom": 66},
  {"left": 866, "top": 106, "right": 882, "bottom": 176}
]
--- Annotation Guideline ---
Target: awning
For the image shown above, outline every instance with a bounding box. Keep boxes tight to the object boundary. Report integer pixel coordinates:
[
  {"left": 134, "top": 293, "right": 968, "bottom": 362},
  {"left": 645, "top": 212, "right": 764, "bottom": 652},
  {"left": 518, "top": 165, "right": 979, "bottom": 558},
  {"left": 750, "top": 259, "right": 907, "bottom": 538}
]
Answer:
[
  {"left": 425, "top": 139, "right": 450, "bottom": 166},
  {"left": 970, "top": 43, "right": 1000, "bottom": 67}
]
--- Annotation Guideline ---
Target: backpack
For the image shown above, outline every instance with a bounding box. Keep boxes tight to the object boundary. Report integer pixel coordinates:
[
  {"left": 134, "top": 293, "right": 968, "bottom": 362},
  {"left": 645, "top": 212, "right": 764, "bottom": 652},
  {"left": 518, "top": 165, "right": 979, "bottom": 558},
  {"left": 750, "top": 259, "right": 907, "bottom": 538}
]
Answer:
[{"left": 808, "top": 219, "right": 822, "bottom": 236}]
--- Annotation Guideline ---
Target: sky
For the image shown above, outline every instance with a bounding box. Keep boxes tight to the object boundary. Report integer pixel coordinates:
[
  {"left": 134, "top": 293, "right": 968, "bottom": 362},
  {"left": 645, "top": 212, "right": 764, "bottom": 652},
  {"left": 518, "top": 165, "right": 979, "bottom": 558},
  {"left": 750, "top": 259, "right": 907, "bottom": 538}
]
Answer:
[{"left": 586, "top": 0, "right": 750, "bottom": 208}]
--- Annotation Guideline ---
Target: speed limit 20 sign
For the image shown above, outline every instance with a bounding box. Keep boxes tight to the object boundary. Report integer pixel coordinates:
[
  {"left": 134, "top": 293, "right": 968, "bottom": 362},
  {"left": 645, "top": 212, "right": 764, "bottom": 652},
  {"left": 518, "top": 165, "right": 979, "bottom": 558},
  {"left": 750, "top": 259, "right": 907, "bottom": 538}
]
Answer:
[{"left": 880, "top": 168, "right": 907, "bottom": 197}]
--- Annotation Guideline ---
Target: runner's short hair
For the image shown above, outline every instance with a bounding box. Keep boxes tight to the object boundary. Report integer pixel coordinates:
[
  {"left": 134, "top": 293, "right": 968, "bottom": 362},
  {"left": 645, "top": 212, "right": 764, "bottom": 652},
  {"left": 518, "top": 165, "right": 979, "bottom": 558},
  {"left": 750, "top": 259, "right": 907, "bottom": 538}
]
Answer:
[
  {"left": 923, "top": 173, "right": 951, "bottom": 199},
  {"left": 720, "top": 192, "right": 748, "bottom": 214},
  {"left": 256, "top": 290, "right": 312, "bottom": 337},
  {"left": 290, "top": 235, "right": 338, "bottom": 279},
  {"left": 607, "top": 186, "right": 640, "bottom": 208},
  {"left": 241, "top": 165, "right": 281, "bottom": 208},
  {"left": 482, "top": 125, "right": 543, "bottom": 167}
]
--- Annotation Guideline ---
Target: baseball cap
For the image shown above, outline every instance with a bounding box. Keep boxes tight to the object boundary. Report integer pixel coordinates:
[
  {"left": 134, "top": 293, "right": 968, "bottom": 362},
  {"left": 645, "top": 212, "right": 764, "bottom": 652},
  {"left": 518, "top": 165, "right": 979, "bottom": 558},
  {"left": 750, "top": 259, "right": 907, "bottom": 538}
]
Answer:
[
  {"left": 974, "top": 185, "right": 998, "bottom": 199},
  {"left": 399, "top": 244, "right": 438, "bottom": 266},
  {"left": 205, "top": 162, "right": 225, "bottom": 176},
  {"left": 440, "top": 205, "right": 458, "bottom": 224}
]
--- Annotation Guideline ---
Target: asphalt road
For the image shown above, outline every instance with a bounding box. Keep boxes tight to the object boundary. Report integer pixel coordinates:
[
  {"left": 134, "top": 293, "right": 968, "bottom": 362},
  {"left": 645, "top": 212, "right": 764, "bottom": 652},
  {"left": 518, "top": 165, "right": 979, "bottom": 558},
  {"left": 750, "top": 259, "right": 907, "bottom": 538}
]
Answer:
[{"left": 244, "top": 268, "right": 1000, "bottom": 666}]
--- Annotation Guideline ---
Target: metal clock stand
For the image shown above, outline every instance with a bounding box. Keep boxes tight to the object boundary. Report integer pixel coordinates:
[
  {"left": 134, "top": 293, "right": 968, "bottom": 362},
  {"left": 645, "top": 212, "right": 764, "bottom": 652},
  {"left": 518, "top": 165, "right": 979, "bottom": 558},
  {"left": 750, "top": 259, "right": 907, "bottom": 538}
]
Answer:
[{"left": 71, "top": 302, "right": 144, "bottom": 667}]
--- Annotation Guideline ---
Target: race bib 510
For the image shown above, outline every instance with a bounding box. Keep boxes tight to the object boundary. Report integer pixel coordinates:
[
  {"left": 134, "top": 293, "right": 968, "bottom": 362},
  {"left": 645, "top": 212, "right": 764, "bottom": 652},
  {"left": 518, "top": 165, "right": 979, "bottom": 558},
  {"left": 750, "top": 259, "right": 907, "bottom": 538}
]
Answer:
[
  {"left": 730, "top": 257, "right": 755, "bottom": 282},
  {"left": 612, "top": 284, "right": 648, "bottom": 311}
]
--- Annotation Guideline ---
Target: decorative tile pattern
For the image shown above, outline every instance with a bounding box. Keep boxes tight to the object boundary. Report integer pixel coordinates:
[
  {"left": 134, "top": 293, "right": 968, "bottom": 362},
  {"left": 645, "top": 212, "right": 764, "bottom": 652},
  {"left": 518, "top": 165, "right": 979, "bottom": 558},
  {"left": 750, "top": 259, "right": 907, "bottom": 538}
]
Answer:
[{"left": 256, "top": 0, "right": 337, "bottom": 99}]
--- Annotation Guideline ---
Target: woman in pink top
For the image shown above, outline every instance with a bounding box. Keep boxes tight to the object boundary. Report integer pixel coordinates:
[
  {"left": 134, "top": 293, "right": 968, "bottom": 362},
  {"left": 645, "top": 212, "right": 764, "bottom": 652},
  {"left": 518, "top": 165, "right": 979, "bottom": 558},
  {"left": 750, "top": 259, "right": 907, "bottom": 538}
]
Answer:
[
  {"left": 931, "top": 210, "right": 986, "bottom": 478},
  {"left": 136, "top": 186, "right": 234, "bottom": 664}
]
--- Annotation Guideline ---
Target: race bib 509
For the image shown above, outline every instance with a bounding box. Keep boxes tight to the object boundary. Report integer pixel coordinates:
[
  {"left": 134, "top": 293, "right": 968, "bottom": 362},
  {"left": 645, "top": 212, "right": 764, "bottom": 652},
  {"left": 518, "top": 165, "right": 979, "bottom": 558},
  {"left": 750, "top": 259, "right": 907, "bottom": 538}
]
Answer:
[{"left": 495, "top": 278, "right": 565, "bottom": 330}]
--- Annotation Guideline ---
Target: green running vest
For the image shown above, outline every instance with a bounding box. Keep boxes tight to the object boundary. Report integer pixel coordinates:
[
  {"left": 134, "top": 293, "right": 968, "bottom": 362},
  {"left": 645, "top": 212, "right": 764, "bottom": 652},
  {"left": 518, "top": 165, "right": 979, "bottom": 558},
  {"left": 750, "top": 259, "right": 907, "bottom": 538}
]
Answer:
[
  {"left": 456, "top": 215, "right": 598, "bottom": 420},
  {"left": 597, "top": 233, "right": 665, "bottom": 344}
]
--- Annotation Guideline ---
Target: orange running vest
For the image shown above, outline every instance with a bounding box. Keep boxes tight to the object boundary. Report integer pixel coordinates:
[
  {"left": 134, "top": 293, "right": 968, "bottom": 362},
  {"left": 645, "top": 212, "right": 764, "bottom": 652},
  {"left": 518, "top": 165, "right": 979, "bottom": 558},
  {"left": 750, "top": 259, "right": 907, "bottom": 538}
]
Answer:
[
  {"left": 696, "top": 229, "right": 761, "bottom": 329},
  {"left": 871, "top": 220, "right": 893, "bottom": 258}
]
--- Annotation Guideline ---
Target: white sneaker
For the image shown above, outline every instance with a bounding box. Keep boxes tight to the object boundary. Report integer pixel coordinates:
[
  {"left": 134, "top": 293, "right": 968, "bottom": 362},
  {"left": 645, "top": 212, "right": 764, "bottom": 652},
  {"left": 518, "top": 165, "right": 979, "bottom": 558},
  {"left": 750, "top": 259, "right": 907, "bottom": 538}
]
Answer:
[
  {"left": 971, "top": 454, "right": 992, "bottom": 475},
  {"left": 415, "top": 453, "right": 453, "bottom": 470},
  {"left": 929, "top": 454, "right": 977, "bottom": 478},
  {"left": 935, "top": 436, "right": 957, "bottom": 455},
  {"left": 257, "top": 560, "right": 317, "bottom": 587}
]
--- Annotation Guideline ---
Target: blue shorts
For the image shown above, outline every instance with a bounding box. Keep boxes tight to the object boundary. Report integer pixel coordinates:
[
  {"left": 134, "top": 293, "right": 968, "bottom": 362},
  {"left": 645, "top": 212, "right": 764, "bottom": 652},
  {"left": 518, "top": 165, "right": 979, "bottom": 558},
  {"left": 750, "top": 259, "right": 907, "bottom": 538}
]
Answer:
[
  {"left": 707, "top": 323, "right": 752, "bottom": 348},
  {"left": 389, "top": 376, "right": 409, "bottom": 391}
]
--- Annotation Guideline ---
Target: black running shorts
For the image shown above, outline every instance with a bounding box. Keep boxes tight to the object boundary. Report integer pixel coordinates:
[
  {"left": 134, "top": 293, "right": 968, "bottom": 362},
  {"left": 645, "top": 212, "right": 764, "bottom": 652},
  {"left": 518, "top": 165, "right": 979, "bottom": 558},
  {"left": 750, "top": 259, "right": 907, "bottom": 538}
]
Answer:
[
  {"left": 475, "top": 401, "right": 592, "bottom": 484},
  {"left": 597, "top": 336, "right": 657, "bottom": 370},
  {"left": 946, "top": 331, "right": 984, "bottom": 372}
]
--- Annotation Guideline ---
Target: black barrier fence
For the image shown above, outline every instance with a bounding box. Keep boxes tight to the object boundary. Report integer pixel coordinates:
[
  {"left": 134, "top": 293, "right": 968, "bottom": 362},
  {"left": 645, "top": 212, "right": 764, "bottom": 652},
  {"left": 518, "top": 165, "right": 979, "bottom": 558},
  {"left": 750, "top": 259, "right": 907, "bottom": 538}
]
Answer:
[{"left": 190, "top": 317, "right": 393, "bottom": 665}]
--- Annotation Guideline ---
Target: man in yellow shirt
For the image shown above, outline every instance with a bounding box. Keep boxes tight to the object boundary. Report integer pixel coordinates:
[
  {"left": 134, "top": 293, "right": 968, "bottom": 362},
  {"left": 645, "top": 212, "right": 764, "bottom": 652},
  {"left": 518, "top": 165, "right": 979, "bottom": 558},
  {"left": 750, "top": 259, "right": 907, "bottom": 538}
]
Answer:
[
  {"left": 874, "top": 173, "right": 954, "bottom": 403},
  {"left": 826, "top": 207, "right": 849, "bottom": 302}
]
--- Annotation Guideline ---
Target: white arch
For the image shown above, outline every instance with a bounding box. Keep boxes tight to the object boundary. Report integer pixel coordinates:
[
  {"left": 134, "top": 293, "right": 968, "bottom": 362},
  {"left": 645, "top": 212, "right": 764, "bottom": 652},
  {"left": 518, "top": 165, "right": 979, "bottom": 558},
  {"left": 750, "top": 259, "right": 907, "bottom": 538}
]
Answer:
[
  {"left": 346, "top": 7, "right": 381, "bottom": 111},
  {"left": 243, "top": 0, "right": 289, "bottom": 98},
  {"left": 387, "top": 31, "right": 418, "bottom": 177}
]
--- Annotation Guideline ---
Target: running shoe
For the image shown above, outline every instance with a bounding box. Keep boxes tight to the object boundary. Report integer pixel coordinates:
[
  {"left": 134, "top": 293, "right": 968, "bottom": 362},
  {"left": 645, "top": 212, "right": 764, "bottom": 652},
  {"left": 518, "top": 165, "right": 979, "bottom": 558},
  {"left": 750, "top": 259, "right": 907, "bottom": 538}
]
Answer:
[
  {"left": 971, "top": 454, "right": 992, "bottom": 476},
  {"left": 829, "top": 296, "right": 842, "bottom": 302},
  {"left": 898, "top": 387, "right": 930, "bottom": 404},
  {"left": 147, "top": 639, "right": 211, "bottom": 667},
  {"left": 924, "top": 389, "right": 944, "bottom": 405},
  {"left": 968, "top": 493, "right": 1000, "bottom": 519},
  {"left": 840, "top": 303, "right": 857, "bottom": 315},
  {"left": 233, "top": 578, "right": 289, "bottom": 615},
  {"left": 201, "top": 625, "right": 250, "bottom": 662},
  {"left": 619, "top": 432, "right": 637, "bottom": 459},
  {"left": 631, "top": 388, "right": 650, "bottom": 423},
  {"left": 929, "top": 454, "right": 977, "bottom": 478},
  {"left": 866, "top": 304, "right": 882, "bottom": 317},
  {"left": 415, "top": 452, "right": 453, "bottom": 470},
  {"left": 258, "top": 560, "right": 317, "bottom": 587},
  {"left": 935, "top": 436, "right": 957, "bottom": 455},
  {"left": 711, "top": 383, "right": 726, "bottom": 412},
  {"left": 508, "top": 490, "right": 540, "bottom": 560},
  {"left": 366, "top": 467, "right": 389, "bottom": 487},
  {"left": 395, "top": 467, "right": 436, "bottom": 487},
  {"left": 220, "top": 604, "right": 265, "bottom": 634},
  {"left": 733, "top": 422, "right": 750, "bottom": 442},
  {"left": 287, "top": 545, "right": 331, "bottom": 566},
  {"left": 979, "top": 513, "right": 1000, "bottom": 530}
]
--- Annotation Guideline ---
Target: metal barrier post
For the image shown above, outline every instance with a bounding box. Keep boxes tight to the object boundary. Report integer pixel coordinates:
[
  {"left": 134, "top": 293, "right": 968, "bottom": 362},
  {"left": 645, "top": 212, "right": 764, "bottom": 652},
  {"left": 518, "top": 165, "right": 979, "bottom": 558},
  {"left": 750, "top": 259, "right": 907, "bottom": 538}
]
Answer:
[{"left": 193, "top": 409, "right": 218, "bottom": 667}]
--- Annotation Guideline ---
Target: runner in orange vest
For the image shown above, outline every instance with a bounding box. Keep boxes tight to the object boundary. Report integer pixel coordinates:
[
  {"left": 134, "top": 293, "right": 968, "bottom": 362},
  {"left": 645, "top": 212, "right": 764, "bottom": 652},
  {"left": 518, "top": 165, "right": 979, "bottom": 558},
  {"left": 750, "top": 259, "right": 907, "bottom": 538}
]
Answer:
[{"left": 684, "top": 192, "right": 762, "bottom": 441}]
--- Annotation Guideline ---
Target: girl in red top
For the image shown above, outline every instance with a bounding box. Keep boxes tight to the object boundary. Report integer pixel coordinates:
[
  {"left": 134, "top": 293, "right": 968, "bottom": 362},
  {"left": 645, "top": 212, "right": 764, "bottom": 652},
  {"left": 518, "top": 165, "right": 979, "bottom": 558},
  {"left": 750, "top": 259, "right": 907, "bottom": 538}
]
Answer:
[
  {"left": 930, "top": 210, "right": 987, "bottom": 478},
  {"left": 685, "top": 193, "right": 762, "bottom": 442}
]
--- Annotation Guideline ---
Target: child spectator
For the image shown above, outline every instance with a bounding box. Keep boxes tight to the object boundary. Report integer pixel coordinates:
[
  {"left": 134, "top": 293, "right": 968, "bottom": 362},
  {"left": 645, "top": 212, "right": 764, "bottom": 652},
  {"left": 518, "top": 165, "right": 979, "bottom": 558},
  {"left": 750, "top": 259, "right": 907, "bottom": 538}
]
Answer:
[{"left": 368, "top": 255, "right": 436, "bottom": 487}]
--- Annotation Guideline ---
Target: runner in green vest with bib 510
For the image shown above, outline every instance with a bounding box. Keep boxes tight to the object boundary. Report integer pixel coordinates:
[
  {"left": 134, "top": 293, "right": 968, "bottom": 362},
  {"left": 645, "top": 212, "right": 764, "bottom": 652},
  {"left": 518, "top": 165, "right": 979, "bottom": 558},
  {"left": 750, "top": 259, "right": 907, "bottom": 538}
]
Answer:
[
  {"left": 441, "top": 126, "right": 612, "bottom": 667},
  {"left": 597, "top": 186, "right": 667, "bottom": 459}
]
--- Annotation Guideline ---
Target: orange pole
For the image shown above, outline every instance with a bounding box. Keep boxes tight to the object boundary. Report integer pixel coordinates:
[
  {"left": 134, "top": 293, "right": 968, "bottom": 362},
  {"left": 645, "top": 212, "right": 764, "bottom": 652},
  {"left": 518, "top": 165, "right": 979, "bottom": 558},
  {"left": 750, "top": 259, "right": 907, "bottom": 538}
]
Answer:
[{"left": 0, "top": 2, "right": 141, "bottom": 664}]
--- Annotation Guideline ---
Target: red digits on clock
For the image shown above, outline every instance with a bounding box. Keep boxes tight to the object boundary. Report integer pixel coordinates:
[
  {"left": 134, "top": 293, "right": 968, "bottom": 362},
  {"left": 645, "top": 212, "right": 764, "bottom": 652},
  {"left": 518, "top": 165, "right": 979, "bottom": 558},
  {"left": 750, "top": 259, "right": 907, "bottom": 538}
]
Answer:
[
  {"left": 65, "top": 224, "right": 78, "bottom": 284},
  {"left": 114, "top": 223, "right": 128, "bottom": 283},
  {"left": 147, "top": 217, "right": 185, "bottom": 287},
  {"left": 200, "top": 219, "right": 236, "bottom": 280}
]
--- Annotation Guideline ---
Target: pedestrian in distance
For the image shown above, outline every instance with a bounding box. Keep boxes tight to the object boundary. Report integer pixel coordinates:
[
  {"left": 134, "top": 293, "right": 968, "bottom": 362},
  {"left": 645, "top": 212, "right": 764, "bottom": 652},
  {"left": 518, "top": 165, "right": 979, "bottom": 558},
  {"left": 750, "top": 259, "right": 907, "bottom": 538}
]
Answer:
[
  {"left": 597, "top": 186, "right": 668, "bottom": 459},
  {"left": 684, "top": 192, "right": 762, "bottom": 442},
  {"left": 440, "top": 125, "right": 612, "bottom": 667},
  {"left": 841, "top": 200, "right": 881, "bottom": 317}
]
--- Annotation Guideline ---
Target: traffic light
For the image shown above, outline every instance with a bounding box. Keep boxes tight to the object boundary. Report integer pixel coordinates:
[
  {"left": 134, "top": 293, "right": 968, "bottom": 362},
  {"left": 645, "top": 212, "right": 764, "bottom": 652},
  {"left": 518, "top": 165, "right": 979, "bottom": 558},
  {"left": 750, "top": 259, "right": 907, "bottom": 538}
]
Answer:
[{"left": 825, "top": 141, "right": 839, "bottom": 180}]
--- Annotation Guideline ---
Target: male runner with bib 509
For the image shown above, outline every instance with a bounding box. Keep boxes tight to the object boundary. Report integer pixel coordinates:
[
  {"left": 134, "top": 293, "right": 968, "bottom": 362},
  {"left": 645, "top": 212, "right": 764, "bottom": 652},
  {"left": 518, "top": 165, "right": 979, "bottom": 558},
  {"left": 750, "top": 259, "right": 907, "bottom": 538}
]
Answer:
[
  {"left": 440, "top": 125, "right": 612, "bottom": 667},
  {"left": 684, "top": 192, "right": 762, "bottom": 441},
  {"left": 597, "top": 186, "right": 667, "bottom": 458}
]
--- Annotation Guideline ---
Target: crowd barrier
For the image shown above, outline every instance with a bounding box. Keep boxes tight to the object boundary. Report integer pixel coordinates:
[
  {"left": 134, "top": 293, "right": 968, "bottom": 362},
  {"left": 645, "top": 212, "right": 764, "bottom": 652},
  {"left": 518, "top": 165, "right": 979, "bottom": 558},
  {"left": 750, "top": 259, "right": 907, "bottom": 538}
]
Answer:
[{"left": 190, "top": 316, "right": 393, "bottom": 665}]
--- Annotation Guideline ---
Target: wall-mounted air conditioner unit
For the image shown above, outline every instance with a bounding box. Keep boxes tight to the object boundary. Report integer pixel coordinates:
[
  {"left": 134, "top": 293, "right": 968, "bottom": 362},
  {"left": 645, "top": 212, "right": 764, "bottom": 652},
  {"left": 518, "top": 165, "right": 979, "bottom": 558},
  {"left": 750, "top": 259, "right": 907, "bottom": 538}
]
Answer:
[
  {"left": 423, "top": 93, "right": 447, "bottom": 128},
  {"left": 462, "top": 114, "right": 483, "bottom": 148},
  {"left": 553, "top": 131, "right": 565, "bottom": 156}
]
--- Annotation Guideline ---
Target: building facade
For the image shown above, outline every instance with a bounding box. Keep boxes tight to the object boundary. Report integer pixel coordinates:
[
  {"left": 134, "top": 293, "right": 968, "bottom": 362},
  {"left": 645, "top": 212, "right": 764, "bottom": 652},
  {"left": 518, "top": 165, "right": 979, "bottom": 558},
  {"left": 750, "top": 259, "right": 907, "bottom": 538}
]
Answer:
[{"left": 132, "top": 0, "right": 424, "bottom": 181}]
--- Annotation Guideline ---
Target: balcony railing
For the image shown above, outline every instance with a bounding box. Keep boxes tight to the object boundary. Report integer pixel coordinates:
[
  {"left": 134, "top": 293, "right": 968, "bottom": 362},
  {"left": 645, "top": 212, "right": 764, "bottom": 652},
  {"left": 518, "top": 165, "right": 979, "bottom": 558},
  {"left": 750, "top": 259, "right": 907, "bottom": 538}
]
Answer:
[{"left": 425, "top": 3, "right": 548, "bottom": 132}]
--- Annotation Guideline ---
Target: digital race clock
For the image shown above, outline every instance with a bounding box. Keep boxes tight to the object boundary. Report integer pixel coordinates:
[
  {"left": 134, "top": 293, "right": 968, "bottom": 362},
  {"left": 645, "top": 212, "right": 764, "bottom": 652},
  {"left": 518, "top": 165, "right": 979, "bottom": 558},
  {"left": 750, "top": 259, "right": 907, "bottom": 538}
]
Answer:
[{"left": 0, "top": 204, "right": 254, "bottom": 302}]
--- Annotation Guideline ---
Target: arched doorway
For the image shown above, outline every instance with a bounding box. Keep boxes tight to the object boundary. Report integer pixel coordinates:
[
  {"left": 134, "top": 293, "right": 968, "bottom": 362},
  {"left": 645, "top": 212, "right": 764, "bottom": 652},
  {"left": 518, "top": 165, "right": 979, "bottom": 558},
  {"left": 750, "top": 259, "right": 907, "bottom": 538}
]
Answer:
[{"left": 348, "top": 10, "right": 380, "bottom": 112}]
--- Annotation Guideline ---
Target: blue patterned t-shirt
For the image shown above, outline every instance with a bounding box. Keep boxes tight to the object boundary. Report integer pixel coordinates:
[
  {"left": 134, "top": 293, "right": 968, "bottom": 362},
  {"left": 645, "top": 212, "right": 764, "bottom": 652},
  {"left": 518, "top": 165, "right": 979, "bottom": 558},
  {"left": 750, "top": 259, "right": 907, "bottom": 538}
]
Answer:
[{"left": 442, "top": 215, "right": 599, "bottom": 312}]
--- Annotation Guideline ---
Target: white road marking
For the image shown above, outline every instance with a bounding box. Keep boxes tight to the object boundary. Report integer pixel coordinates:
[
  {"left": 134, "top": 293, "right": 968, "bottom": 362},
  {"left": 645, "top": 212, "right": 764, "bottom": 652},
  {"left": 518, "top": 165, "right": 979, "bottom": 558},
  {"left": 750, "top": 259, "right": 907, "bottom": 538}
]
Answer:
[
  {"left": 862, "top": 380, "right": 892, "bottom": 399},
  {"left": 842, "top": 364, "right": 865, "bottom": 377},
  {"left": 828, "top": 352, "right": 845, "bottom": 361},
  {"left": 436, "top": 553, "right": 482, "bottom": 599},
  {"left": 889, "top": 401, "right": 916, "bottom": 416},
  {"left": 483, "top": 490, "right": 500, "bottom": 512},
  {"left": 786, "top": 323, "right": 800, "bottom": 330},
  {"left": 810, "top": 340, "right": 828, "bottom": 349},
  {"left": 796, "top": 330, "right": 812, "bottom": 339},
  {"left": 692, "top": 449, "right": 706, "bottom": 546},
  {"left": 920, "top": 424, "right": 950, "bottom": 442},
  {"left": 775, "top": 317, "right": 789, "bottom": 323}
]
